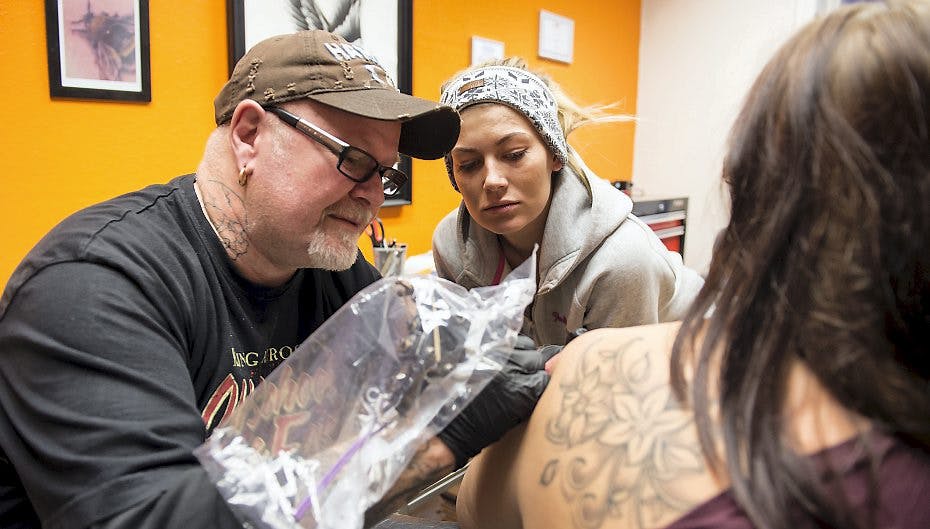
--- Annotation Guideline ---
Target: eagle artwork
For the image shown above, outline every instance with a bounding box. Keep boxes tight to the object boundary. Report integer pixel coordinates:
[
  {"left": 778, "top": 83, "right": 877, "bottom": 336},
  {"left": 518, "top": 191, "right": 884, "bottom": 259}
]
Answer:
[{"left": 287, "top": 0, "right": 362, "bottom": 42}]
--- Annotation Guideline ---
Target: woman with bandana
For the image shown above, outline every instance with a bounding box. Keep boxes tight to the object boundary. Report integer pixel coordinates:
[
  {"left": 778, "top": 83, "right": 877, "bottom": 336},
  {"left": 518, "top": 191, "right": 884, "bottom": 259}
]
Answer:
[{"left": 432, "top": 58, "right": 704, "bottom": 347}]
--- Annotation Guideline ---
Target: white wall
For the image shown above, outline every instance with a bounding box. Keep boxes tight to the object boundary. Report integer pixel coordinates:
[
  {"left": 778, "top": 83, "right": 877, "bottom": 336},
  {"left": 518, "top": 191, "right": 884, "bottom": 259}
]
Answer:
[{"left": 633, "top": 0, "right": 822, "bottom": 274}]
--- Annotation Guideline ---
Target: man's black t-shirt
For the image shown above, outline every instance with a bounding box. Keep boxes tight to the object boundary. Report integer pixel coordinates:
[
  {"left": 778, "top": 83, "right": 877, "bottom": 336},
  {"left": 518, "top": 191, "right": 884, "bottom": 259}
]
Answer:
[{"left": 0, "top": 175, "right": 380, "bottom": 529}]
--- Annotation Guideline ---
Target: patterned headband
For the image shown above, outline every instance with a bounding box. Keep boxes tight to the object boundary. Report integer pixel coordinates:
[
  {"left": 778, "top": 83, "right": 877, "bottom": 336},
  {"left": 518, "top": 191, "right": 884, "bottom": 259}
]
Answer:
[{"left": 440, "top": 66, "right": 569, "bottom": 188}]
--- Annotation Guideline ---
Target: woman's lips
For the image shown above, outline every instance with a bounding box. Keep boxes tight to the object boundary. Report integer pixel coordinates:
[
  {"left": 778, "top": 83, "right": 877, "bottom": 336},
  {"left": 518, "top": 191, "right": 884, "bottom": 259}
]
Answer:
[{"left": 483, "top": 201, "right": 518, "bottom": 214}]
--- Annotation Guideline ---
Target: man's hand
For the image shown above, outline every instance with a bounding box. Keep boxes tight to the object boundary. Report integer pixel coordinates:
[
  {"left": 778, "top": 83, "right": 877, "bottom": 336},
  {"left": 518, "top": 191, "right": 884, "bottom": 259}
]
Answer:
[
  {"left": 437, "top": 335, "right": 562, "bottom": 469},
  {"left": 544, "top": 327, "right": 588, "bottom": 373},
  {"left": 363, "top": 336, "right": 563, "bottom": 527}
]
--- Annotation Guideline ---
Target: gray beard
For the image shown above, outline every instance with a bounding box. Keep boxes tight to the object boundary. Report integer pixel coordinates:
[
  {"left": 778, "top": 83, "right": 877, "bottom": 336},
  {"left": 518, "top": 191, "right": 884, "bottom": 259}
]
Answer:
[{"left": 304, "top": 228, "right": 359, "bottom": 271}]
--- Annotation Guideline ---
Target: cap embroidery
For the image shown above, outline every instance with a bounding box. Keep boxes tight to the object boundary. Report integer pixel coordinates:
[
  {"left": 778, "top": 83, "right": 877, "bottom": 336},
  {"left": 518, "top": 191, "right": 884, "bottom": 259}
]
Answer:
[
  {"left": 245, "top": 59, "right": 262, "bottom": 95},
  {"left": 364, "top": 65, "right": 386, "bottom": 86},
  {"left": 263, "top": 87, "right": 275, "bottom": 102},
  {"left": 323, "top": 41, "right": 380, "bottom": 64},
  {"left": 286, "top": 82, "right": 297, "bottom": 94}
]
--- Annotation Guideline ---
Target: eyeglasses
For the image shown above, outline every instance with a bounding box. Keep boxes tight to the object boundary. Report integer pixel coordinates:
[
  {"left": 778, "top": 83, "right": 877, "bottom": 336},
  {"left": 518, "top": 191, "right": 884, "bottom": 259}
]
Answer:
[{"left": 266, "top": 107, "right": 407, "bottom": 196}]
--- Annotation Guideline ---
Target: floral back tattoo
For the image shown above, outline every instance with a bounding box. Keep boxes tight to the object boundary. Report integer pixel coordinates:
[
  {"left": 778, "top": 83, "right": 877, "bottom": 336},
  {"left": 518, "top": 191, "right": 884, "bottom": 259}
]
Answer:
[{"left": 540, "top": 334, "right": 707, "bottom": 529}]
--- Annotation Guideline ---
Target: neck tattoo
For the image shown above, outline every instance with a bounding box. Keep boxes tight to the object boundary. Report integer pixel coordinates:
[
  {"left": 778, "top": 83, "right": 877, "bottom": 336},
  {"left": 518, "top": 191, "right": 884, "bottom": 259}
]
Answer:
[{"left": 193, "top": 179, "right": 223, "bottom": 241}]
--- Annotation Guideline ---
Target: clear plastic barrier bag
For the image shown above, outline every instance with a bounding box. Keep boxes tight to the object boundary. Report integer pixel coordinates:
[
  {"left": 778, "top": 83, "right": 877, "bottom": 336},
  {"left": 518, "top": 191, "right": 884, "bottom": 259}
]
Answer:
[{"left": 194, "top": 256, "right": 536, "bottom": 529}]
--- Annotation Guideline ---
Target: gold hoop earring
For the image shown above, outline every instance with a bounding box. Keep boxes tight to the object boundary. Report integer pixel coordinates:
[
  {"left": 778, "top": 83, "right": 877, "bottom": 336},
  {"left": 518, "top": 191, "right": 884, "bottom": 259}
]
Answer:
[{"left": 238, "top": 166, "right": 252, "bottom": 186}]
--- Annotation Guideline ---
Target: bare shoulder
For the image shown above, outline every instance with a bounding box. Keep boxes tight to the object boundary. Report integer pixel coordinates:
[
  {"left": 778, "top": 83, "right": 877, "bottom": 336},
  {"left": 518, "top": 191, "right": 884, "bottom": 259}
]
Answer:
[
  {"left": 459, "top": 323, "right": 722, "bottom": 529},
  {"left": 559, "top": 323, "right": 684, "bottom": 364}
]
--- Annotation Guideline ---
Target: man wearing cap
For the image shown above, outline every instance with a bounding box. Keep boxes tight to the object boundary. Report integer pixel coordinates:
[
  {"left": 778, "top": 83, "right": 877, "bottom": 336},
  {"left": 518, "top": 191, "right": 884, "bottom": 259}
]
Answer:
[{"left": 0, "top": 30, "right": 552, "bottom": 529}]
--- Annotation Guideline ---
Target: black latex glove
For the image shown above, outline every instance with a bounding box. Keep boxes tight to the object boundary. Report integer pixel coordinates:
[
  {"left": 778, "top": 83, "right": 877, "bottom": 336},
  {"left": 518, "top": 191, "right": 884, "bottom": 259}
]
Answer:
[{"left": 437, "top": 335, "right": 562, "bottom": 469}]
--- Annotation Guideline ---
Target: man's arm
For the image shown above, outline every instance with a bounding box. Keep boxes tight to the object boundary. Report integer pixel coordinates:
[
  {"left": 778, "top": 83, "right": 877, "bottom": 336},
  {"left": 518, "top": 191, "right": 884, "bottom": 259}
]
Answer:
[
  {"left": 363, "top": 438, "right": 456, "bottom": 528},
  {"left": 363, "top": 337, "right": 559, "bottom": 527},
  {"left": 0, "top": 260, "right": 553, "bottom": 529},
  {"left": 0, "top": 262, "right": 243, "bottom": 529}
]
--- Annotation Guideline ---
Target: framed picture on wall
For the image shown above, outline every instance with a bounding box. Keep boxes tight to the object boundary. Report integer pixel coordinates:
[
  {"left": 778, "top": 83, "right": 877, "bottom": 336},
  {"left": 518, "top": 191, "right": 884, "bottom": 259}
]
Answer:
[
  {"left": 44, "top": 0, "right": 151, "bottom": 102},
  {"left": 227, "top": 0, "right": 414, "bottom": 206}
]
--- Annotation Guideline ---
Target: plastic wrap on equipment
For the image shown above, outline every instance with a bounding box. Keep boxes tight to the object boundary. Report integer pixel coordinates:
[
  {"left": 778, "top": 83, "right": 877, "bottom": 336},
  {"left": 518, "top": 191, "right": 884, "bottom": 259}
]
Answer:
[{"left": 194, "top": 256, "right": 536, "bottom": 529}]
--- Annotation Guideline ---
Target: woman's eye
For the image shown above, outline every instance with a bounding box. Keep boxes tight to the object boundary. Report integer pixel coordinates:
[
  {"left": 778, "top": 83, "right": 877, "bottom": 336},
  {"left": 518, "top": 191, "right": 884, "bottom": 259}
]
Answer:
[
  {"left": 504, "top": 149, "right": 527, "bottom": 162},
  {"left": 456, "top": 160, "right": 479, "bottom": 173}
]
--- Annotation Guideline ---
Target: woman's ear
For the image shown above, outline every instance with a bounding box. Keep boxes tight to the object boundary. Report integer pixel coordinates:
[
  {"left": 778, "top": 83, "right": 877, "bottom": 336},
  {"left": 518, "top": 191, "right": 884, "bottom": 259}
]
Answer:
[
  {"left": 552, "top": 154, "right": 564, "bottom": 173},
  {"left": 228, "top": 99, "right": 265, "bottom": 168}
]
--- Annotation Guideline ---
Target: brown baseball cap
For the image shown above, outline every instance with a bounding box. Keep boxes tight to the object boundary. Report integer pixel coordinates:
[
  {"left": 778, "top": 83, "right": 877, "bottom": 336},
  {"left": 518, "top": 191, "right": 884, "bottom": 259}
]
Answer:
[{"left": 214, "top": 30, "right": 460, "bottom": 160}]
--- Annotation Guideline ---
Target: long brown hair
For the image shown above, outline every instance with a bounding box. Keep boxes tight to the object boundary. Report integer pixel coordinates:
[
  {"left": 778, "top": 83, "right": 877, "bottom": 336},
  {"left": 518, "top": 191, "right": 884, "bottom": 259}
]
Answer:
[{"left": 671, "top": 2, "right": 930, "bottom": 528}]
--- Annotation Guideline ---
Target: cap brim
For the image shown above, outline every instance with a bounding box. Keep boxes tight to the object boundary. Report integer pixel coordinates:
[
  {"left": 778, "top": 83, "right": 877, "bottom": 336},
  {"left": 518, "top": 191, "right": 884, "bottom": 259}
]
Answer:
[{"left": 308, "top": 89, "right": 460, "bottom": 160}]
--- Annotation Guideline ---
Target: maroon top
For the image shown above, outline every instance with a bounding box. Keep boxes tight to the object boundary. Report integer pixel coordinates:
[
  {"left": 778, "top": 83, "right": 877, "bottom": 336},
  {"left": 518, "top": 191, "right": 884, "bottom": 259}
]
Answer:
[{"left": 664, "top": 433, "right": 930, "bottom": 529}]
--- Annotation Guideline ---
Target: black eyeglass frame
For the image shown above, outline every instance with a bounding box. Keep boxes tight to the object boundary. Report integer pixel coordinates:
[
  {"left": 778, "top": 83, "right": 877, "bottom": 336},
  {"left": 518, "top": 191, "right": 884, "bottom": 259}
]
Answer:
[{"left": 265, "top": 106, "right": 408, "bottom": 196}]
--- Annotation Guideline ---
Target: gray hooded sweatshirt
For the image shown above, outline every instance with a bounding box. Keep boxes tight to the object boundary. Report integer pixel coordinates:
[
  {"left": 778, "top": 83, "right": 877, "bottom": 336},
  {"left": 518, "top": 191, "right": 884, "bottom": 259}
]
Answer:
[{"left": 432, "top": 168, "right": 704, "bottom": 346}]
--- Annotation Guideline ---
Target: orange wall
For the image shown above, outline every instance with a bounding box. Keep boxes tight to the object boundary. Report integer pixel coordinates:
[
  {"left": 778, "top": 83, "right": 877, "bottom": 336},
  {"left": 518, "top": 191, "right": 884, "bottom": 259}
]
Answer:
[
  {"left": 0, "top": 1, "right": 640, "bottom": 288},
  {"left": 0, "top": 2, "right": 228, "bottom": 288}
]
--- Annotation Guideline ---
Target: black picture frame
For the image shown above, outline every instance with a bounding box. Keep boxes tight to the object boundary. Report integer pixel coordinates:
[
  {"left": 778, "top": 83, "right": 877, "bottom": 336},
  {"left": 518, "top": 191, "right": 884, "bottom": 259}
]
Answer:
[
  {"left": 226, "top": 0, "right": 414, "bottom": 206},
  {"left": 44, "top": 0, "right": 151, "bottom": 102}
]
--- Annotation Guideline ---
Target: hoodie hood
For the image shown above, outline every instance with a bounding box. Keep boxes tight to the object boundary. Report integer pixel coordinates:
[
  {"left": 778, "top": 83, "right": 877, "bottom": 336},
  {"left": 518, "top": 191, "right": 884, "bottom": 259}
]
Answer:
[
  {"left": 535, "top": 161, "right": 631, "bottom": 294},
  {"left": 433, "top": 159, "right": 632, "bottom": 294}
]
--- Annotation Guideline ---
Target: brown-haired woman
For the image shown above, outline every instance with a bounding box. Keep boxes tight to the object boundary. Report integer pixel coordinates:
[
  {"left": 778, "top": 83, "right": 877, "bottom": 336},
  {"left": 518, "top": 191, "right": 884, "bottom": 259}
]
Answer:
[{"left": 455, "top": 2, "right": 930, "bottom": 528}]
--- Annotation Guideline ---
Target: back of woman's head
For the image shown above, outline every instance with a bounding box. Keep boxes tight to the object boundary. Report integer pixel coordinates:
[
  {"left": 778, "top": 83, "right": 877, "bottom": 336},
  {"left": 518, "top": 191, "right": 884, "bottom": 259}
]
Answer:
[{"left": 673, "top": 2, "right": 930, "bottom": 528}]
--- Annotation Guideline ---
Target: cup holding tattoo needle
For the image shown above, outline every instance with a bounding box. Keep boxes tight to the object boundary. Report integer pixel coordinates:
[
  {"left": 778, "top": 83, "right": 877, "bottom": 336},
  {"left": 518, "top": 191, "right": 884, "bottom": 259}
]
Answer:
[{"left": 374, "top": 243, "right": 407, "bottom": 277}]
